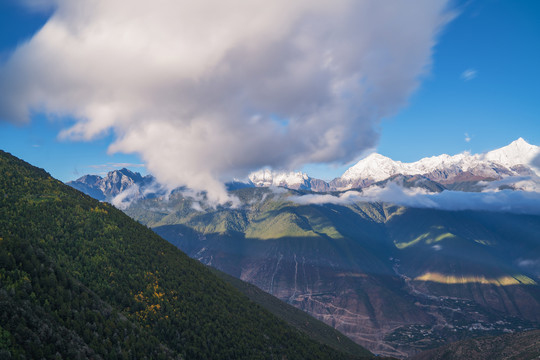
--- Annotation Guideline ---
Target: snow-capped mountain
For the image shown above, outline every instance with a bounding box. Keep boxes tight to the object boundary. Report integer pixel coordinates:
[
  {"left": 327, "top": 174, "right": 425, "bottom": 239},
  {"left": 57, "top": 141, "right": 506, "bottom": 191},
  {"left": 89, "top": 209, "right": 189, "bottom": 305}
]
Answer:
[
  {"left": 249, "top": 169, "right": 310, "bottom": 188},
  {"left": 331, "top": 138, "right": 539, "bottom": 190},
  {"left": 484, "top": 137, "right": 540, "bottom": 169},
  {"left": 248, "top": 169, "right": 330, "bottom": 192},
  {"left": 68, "top": 138, "right": 540, "bottom": 204}
]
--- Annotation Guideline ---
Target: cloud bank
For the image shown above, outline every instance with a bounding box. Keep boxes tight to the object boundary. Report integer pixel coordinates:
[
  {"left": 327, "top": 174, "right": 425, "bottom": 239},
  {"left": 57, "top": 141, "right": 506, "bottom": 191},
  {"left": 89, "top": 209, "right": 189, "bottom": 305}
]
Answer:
[
  {"left": 479, "top": 176, "right": 540, "bottom": 193},
  {"left": 0, "top": 0, "right": 453, "bottom": 203},
  {"left": 291, "top": 183, "right": 540, "bottom": 215}
]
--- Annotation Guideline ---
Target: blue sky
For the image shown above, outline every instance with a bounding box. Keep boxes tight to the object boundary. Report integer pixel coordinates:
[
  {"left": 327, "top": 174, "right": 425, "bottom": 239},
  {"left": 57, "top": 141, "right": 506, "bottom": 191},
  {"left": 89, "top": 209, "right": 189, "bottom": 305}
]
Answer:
[
  {"left": 377, "top": 0, "right": 540, "bottom": 160},
  {"left": 0, "top": 0, "right": 539, "bottom": 183},
  {"left": 0, "top": 1, "right": 145, "bottom": 180},
  {"left": 306, "top": 0, "right": 540, "bottom": 179}
]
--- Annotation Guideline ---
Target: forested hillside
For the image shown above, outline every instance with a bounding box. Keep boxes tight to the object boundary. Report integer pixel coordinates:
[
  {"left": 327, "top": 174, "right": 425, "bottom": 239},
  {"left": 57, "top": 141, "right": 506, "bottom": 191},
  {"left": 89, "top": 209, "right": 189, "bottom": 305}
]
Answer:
[{"left": 0, "top": 150, "right": 372, "bottom": 359}]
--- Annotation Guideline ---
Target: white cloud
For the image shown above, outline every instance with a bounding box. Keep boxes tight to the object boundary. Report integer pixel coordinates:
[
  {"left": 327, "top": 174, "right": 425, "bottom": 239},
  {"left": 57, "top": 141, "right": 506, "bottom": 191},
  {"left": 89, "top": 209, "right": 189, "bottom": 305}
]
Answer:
[
  {"left": 464, "top": 133, "right": 471, "bottom": 142},
  {"left": 479, "top": 176, "right": 540, "bottom": 193},
  {"left": 290, "top": 183, "right": 437, "bottom": 207},
  {"left": 290, "top": 183, "right": 540, "bottom": 215},
  {"left": 110, "top": 183, "right": 141, "bottom": 209},
  {"left": 0, "top": 0, "right": 454, "bottom": 203},
  {"left": 532, "top": 153, "right": 540, "bottom": 174},
  {"left": 461, "top": 68, "right": 477, "bottom": 81},
  {"left": 191, "top": 202, "right": 204, "bottom": 212}
]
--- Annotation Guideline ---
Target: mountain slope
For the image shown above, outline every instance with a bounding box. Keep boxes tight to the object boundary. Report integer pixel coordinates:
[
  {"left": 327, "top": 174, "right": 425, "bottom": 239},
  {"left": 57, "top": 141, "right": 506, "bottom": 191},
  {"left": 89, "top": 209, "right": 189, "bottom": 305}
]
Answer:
[
  {"left": 0, "top": 229, "right": 176, "bottom": 359},
  {"left": 125, "top": 187, "right": 540, "bottom": 358},
  {"left": 0, "top": 150, "right": 372, "bottom": 359},
  {"left": 211, "top": 268, "right": 375, "bottom": 359}
]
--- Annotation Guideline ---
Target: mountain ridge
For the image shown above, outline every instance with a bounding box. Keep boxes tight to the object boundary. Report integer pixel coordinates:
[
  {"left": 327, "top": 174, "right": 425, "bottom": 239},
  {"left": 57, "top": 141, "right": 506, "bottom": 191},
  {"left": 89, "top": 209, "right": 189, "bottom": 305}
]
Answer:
[
  {"left": 332, "top": 138, "right": 539, "bottom": 190},
  {"left": 69, "top": 138, "right": 540, "bottom": 199}
]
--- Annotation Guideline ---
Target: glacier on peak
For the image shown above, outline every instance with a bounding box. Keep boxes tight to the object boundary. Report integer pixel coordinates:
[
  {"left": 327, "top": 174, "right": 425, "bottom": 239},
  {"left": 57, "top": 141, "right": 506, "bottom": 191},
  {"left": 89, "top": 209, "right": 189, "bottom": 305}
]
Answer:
[
  {"left": 341, "top": 153, "right": 406, "bottom": 182},
  {"left": 484, "top": 137, "right": 540, "bottom": 169}
]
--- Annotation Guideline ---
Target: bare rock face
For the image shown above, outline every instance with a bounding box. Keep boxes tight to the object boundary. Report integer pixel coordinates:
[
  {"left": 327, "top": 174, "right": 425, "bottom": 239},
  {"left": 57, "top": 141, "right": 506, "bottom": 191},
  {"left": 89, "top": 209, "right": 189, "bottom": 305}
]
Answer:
[
  {"left": 68, "top": 168, "right": 152, "bottom": 200},
  {"left": 100, "top": 168, "right": 144, "bottom": 195}
]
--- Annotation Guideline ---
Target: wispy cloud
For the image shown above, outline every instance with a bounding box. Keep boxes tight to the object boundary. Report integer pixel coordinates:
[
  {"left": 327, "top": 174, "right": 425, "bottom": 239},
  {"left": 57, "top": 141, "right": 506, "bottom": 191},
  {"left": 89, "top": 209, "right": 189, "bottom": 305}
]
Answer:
[
  {"left": 110, "top": 184, "right": 142, "bottom": 209},
  {"left": 290, "top": 184, "right": 436, "bottom": 207},
  {"left": 110, "top": 179, "right": 171, "bottom": 209},
  {"left": 0, "top": 0, "right": 455, "bottom": 204},
  {"left": 464, "top": 132, "right": 471, "bottom": 142},
  {"left": 461, "top": 68, "right": 477, "bottom": 81}
]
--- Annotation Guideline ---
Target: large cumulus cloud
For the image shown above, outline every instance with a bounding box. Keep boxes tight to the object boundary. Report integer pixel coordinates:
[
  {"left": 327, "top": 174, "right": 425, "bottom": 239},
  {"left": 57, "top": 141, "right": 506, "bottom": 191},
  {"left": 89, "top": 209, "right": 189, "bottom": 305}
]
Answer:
[{"left": 0, "top": 0, "right": 453, "bottom": 203}]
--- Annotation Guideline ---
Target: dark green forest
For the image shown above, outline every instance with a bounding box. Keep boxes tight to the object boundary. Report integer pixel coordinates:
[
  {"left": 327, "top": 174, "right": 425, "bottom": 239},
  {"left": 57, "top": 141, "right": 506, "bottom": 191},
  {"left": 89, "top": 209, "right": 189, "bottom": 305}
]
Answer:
[{"left": 0, "top": 150, "right": 371, "bottom": 359}]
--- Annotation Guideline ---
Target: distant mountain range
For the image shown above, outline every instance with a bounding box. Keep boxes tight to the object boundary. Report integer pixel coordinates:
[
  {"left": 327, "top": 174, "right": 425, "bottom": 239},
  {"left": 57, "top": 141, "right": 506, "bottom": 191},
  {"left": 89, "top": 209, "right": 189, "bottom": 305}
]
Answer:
[
  {"left": 249, "top": 138, "right": 540, "bottom": 191},
  {"left": 68, "top": 138, "right": 540, "bottom": 204}
]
